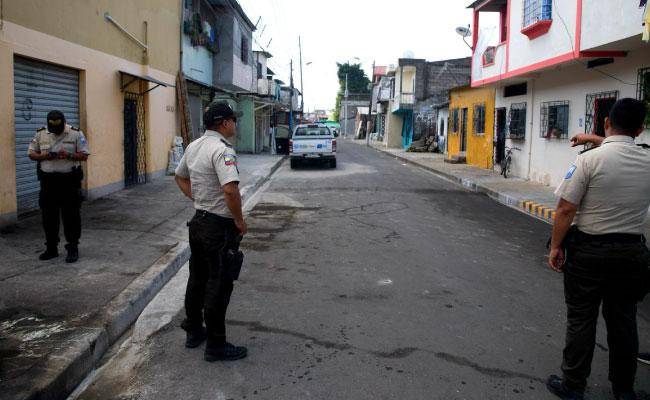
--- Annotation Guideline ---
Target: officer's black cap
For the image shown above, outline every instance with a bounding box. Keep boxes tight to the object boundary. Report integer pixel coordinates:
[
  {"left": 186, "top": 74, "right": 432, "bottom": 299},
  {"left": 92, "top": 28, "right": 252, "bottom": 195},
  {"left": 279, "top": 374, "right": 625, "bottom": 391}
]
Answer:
[{"left": 203, "top": 101, "right": 243, "bottom": 126}]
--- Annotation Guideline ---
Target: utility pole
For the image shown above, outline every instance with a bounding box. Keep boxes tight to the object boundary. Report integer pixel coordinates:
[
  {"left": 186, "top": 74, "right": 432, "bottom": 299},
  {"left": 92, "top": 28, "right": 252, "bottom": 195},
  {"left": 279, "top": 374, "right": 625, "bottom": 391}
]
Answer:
[
  {"left": 366, "top": 60, "right": 375, "bottom": 146},
  {"left": 298, "top": 36, "right": 304, "bottom": 123},
  {"left": 344, "top": 73, "right": 348, "bottom": 138},
  {"left": 289, "top": 59, "right": 294, "bottom": 134}
]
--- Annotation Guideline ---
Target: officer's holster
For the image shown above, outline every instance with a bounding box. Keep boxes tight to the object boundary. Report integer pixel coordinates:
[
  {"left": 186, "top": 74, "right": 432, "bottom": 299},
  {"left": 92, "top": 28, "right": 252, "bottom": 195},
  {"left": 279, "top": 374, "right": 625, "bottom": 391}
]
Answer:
[{"left": 223, "top": 231, "right": 244, "bottom": 281}]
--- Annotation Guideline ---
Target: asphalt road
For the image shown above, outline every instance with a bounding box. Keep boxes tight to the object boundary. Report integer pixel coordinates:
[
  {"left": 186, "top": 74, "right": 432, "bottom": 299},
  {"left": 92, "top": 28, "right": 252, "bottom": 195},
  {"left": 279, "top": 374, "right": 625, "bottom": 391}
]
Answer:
[{"left": 73, "top": 141, "right": 650, "bottom": 400}]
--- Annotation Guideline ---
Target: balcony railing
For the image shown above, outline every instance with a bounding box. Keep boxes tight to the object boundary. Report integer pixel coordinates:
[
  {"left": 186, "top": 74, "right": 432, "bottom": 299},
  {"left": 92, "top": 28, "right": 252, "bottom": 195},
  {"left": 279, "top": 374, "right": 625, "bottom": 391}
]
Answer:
[{"left": 391, "top": 92, "right": 415, "bottom": 112}]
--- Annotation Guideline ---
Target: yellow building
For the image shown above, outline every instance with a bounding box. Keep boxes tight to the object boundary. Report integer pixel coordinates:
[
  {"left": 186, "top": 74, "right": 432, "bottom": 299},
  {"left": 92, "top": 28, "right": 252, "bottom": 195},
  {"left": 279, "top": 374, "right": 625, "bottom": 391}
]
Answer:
[
  {"left": 447, "top": 86, "right": 495, "bottom": 169},
  {"left": 0, "top": 0, "right": 181, "bottom": 227}
]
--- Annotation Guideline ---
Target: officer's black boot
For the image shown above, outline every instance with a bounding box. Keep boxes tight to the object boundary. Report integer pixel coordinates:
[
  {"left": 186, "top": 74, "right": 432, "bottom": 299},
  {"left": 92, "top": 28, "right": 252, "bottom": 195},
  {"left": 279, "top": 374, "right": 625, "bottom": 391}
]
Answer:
[
  {"left": 204, "top": 342, "right": 247, "bottom": 362},
  {"left": 65, "top": 244, "right": 78, "bottom": 263},
  {"left": 546, "top": 375, "right": 584, "bottom": 400},
  {"left": 185, "top": 327, "right": 207, "bottom": 348},
  {"left": 39, "top": 245, "right": 58, "bottom": 261}
]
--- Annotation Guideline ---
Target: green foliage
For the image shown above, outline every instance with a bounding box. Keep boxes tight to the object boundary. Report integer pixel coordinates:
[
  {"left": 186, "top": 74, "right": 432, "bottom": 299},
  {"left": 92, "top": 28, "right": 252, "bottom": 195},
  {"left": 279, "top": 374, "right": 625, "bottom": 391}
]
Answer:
[{"left": 333, "top": 62, "right": 370, "bottom": 122}]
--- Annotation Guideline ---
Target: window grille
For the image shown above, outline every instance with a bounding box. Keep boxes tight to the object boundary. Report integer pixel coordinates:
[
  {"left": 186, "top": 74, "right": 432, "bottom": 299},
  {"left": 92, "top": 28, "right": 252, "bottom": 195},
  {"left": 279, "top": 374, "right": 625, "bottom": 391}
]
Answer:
[
  {"left": 473, "top": 103, "right": 486, "bottom": 135},
  {"left": 523, "top": 0, "right": 552, "bottom": 28},
  {"left": 585, "top": 91, "right": 618, "bottom": 137},
  {"left": 241, "top": 36, "right": 249, "bottom": 64},
  {"left": 451, "top": 108, "right": 459, "bottom": 134},
  {"left": 638, "top": 67, "right": 650, "bottom": 128},
  {"left": 508, "top": 102, "right": 527, "bottom": 139},
  {"left": 540, "top": 101, "right": 570, "bottom": 139}
]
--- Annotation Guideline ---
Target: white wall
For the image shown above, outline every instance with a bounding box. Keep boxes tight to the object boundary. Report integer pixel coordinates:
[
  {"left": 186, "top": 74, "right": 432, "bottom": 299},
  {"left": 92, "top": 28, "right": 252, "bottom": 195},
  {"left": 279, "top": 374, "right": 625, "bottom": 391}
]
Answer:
[
  {"left": 581, "top": 0, "right": 647, "bottom": 50},
  {"left": 495, "top": 47, "right": 650, "bottom": 187},
  {"left": 508, "top": 0, "right": 576, "bottom": 71}
]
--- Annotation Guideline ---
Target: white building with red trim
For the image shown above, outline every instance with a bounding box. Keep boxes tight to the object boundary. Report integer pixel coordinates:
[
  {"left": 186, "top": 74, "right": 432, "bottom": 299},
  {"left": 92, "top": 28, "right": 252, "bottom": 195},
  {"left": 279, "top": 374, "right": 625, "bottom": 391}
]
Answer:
[{"left": 468, "top": 0, "right": 650, "bottom": 187}]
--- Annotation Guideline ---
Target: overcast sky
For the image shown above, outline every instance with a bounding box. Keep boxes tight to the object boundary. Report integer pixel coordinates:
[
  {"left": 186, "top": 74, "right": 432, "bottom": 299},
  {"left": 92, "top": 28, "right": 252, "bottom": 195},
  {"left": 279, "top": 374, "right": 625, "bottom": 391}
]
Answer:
[{"left": 238, "top": 0, "right": 487, "bottom": 112}]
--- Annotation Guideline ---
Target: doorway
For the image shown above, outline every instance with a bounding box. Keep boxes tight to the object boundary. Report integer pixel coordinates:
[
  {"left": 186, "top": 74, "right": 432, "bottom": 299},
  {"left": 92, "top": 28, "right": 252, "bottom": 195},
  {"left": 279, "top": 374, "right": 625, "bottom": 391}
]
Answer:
[
  {"left": 124, "top": 93, "right": 146, "bottom": 187},
  {"left": 494, "top": 107, "right": 507, "bottom": 163},
  {"left": 460, "top": 108, "right": 468, "bottom": 152},
  {"left": 586, "top": 91, "right": 618, "bottom": 137}
]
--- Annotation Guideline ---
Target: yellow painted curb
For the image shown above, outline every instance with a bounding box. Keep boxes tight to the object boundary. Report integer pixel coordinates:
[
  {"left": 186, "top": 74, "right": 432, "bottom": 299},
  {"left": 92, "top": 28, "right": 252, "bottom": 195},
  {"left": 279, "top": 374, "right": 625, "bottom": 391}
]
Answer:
[{"left": 519, "top": 200, "right": 556, "bottom": 222}]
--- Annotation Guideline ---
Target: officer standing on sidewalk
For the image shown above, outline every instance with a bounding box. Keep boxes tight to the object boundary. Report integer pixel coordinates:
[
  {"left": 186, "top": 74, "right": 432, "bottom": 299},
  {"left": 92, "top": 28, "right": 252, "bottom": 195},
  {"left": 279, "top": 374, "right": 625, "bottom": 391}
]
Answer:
[
  {"left": 28, "top": 110, "right": 90, "bottom": 263},
  {"left": 174, "top": 101, "right": 248, "bottom": 362},
  {"left": 546, "top": 98, "right": 650, "bottom": 400}
]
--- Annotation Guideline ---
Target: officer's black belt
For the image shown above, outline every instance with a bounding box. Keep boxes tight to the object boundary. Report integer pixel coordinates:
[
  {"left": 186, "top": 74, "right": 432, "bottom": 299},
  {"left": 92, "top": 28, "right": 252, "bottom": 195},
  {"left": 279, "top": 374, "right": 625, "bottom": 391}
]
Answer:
[
  {"left": 573, "top": 228, "right": 644, "bottom": 244},
  {"left": 194, "top": 209, "right": 234, "bottom": 224}
]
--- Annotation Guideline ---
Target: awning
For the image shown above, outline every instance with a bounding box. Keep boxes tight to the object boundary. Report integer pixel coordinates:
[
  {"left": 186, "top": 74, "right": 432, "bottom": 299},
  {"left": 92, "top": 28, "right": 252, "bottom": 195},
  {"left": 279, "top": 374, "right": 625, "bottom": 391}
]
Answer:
[{"left": 119, "top": 70, "right": 172, "bottom": 94}]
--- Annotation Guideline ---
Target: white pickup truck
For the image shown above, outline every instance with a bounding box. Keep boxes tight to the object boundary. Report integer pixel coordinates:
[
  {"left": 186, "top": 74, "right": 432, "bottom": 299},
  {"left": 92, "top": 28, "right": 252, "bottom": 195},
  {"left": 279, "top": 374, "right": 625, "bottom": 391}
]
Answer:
[{"left": 289, "top": 124, "right": 337, "bottom": 169}]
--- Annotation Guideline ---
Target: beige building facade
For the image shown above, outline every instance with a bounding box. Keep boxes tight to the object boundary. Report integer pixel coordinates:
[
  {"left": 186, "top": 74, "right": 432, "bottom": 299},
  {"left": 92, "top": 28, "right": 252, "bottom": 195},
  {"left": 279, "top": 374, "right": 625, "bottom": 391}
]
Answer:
[{"left": 0, "top": 0, "right": 181, "bottom": 227}]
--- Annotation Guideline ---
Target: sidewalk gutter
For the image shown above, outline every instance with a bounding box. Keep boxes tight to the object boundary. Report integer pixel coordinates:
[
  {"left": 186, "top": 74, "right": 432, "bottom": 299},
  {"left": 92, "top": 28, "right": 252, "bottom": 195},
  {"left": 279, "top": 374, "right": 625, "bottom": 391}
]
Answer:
[
  {"left": 19, "top": 155, "right": 286, "bottom": 400},
  {"left": 361, "top": 142, "right": 557, "bottom": 225}
]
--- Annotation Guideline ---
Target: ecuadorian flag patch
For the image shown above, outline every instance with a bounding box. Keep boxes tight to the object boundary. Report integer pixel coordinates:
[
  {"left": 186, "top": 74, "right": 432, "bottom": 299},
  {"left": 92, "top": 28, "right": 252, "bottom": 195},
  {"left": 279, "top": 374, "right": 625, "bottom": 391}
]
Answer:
[{"left": 224, "top": 154, "right": 237, "bottom": 166}]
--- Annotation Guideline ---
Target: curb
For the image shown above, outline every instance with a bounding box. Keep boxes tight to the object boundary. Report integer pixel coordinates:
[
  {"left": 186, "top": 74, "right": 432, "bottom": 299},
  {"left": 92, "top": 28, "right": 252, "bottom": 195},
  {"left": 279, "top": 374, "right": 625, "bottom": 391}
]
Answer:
[
  {"left": 363, "top": 142, "right": 557, "bottom": 226},
  {"left": 23, "top": 156, "right": 286, "bottom": 400}
]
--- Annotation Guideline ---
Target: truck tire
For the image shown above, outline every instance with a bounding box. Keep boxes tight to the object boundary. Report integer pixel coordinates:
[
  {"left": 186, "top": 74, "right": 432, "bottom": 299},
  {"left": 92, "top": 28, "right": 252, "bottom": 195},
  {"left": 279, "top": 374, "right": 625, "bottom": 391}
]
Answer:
[
  {"left": 330, "top": 159, "right": 337, "bottom": 169},
  {"left": 290, "top": 159, "right": 297, "bottom": 169}
]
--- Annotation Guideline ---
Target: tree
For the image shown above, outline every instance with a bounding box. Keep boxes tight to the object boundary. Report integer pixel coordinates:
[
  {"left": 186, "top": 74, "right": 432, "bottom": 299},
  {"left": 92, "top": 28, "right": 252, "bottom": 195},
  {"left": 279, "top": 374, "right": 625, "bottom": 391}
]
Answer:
[{"left": 333, "top": 62, "right": 370, "bottom": 121}]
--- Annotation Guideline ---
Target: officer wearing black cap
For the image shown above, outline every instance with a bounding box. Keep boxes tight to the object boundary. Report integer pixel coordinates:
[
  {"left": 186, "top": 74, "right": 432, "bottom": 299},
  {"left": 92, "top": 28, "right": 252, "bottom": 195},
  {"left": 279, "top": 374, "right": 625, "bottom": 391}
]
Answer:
[
  {"left": 28, "top": 110, "right": 90, "bottom": 263},
  {"left": 546, "top": 98, "right": 650, "bottom": 400},
  {"left": 174, "top": 101, "right": 248, "bottom": 362}
]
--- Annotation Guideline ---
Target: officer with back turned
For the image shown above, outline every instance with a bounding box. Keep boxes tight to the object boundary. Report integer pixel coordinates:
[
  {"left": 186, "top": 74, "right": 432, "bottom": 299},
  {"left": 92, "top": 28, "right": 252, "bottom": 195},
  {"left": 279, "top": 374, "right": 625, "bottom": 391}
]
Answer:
[
  {"left": 28, "top": 110, "right": 90, "bottom": 263},
  {"left": 174, "top": 101, "right": 248, "bottom": 362},
  {"left": 546, "top": 98, "right": 650, "bottom": 400}
]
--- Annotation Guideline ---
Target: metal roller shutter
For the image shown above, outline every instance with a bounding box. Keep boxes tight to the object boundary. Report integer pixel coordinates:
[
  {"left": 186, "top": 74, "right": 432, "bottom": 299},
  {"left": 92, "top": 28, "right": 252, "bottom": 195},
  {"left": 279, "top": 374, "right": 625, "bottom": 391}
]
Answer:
[{"left": 14, "top": 57, "right": 80, "bottom": 214}]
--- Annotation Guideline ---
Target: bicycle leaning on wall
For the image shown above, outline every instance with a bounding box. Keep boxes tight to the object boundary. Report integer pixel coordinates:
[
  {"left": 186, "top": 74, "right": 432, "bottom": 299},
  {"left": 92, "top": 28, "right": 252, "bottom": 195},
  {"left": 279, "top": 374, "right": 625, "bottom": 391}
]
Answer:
[{"left": 500, "top": 146, "right": 521, "bottom": 179}]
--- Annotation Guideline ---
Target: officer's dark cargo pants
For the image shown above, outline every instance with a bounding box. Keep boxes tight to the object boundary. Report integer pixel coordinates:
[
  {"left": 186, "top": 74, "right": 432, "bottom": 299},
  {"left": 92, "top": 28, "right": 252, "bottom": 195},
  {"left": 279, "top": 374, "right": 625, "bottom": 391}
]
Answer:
[
  {"left": 40, "top": 172, "right": 82, "bottom": 247},
  {"left": 184, "top": 211, "right": 237, "bottom": 347},
  {"left": 561, "top": 231, "right": 649, "bottom": 392}
]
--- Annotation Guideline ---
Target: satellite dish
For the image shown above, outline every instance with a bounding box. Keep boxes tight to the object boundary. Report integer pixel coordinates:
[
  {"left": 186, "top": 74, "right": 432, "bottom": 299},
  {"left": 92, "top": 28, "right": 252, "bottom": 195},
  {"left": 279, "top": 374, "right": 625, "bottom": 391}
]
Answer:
[{"left": 455, "top": 26, "right": 472, "bottom": 37}]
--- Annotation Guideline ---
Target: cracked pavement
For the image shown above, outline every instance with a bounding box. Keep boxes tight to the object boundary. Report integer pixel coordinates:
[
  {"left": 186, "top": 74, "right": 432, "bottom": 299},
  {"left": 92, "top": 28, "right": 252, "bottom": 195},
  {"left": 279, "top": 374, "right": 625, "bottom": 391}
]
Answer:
[{"left": 72, "top": 142, "right": 650, "bottom": 400}]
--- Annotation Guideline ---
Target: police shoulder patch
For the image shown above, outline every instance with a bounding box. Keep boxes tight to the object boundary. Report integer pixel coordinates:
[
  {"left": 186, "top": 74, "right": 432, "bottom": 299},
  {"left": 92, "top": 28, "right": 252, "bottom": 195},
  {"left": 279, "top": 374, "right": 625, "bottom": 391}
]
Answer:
[
  {"left": 70, "top": 126, "right": 80, "bottom": 131},
  {"left": 564, "top": 165, "right": 577, "bottom": 179},
  {"left": 224, "top": 153, "right": 237, "bottom": 166},
  {"left": 37, "top": 126, "right": 47, "bottom": 132}
]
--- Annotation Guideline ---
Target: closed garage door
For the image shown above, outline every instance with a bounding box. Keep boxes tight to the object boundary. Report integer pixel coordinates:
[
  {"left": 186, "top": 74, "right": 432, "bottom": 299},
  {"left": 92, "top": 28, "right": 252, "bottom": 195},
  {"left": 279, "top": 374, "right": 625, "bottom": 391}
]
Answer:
[{"left": 14, "top": 57, "right": 80, "bottom": 214}]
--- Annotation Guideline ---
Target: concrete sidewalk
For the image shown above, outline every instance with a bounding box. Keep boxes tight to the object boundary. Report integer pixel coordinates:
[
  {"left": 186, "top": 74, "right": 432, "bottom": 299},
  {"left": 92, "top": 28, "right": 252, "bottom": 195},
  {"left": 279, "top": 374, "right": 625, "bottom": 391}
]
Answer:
[
  {"left": 353, "top": 139, "right": 650, "bottom": 235},
  {"left": 0, "top": 154, "right": 284, "bottom": 400}
]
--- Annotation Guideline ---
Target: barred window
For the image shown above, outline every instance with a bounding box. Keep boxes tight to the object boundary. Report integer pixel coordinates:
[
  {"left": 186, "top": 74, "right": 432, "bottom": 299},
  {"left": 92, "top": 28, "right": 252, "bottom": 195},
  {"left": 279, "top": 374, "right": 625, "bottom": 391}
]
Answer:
[
  {"left": 585, "top": 91, "right": 618, "bottom": 137},
  {"left": 241, "top": 35, "right": 249, "bottom": 64},
  {"left": 540, "top": 101, "right": 569, "bottom": 139},
  {"left": 451, "top": 108, "right": 459, "bottom": 134},
  {"left": 638, "top": 67, "right": 650, "bottom": 128},
  {"left": 473, "top": 103, "right": 486, "bottom": 135},
  {"left": 523, "top": 0, "right": 552, "bottom": 28},
  {"left": 508, "top": 102, "right": 527, "bottom": 139}
]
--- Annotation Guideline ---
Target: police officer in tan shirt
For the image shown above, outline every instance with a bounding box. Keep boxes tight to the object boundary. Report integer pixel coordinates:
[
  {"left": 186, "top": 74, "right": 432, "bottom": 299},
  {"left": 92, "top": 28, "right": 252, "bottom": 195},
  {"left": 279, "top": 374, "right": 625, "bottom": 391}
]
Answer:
[
  {"left": 174, "top": 101, "right": 248, "bottom": 362},
  {"left": 546, "top": 99, "right": 650, "bottom": 400},
  {"left": 28, "top": 110, "right": 90, "bottom": 263}
]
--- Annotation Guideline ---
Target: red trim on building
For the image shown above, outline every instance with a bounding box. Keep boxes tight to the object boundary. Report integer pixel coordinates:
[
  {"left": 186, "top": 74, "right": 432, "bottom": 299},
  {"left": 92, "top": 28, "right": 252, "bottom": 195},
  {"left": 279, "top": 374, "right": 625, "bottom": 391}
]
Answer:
[
  {"left": 521, "top": 20, "right": 552, "bottom": 40},
  {"left": 575, "top": 0, "right": 583, "bottom": 56},
  {"left": 471, "top": 51, "right": 576, "bottom": 87},
  {"left": 472, "top": 10, "right": 480, "bottom": 50}
]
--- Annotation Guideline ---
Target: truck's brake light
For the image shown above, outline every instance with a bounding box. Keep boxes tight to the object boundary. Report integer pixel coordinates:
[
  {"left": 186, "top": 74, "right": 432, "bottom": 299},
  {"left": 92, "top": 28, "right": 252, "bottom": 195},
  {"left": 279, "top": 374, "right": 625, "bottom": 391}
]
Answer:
[
  {"left": 332, "top": 139, "right": 336, "bottom": 152},
  {"left": 289, "top": 140, "right": 293, "bottom": 153}
]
